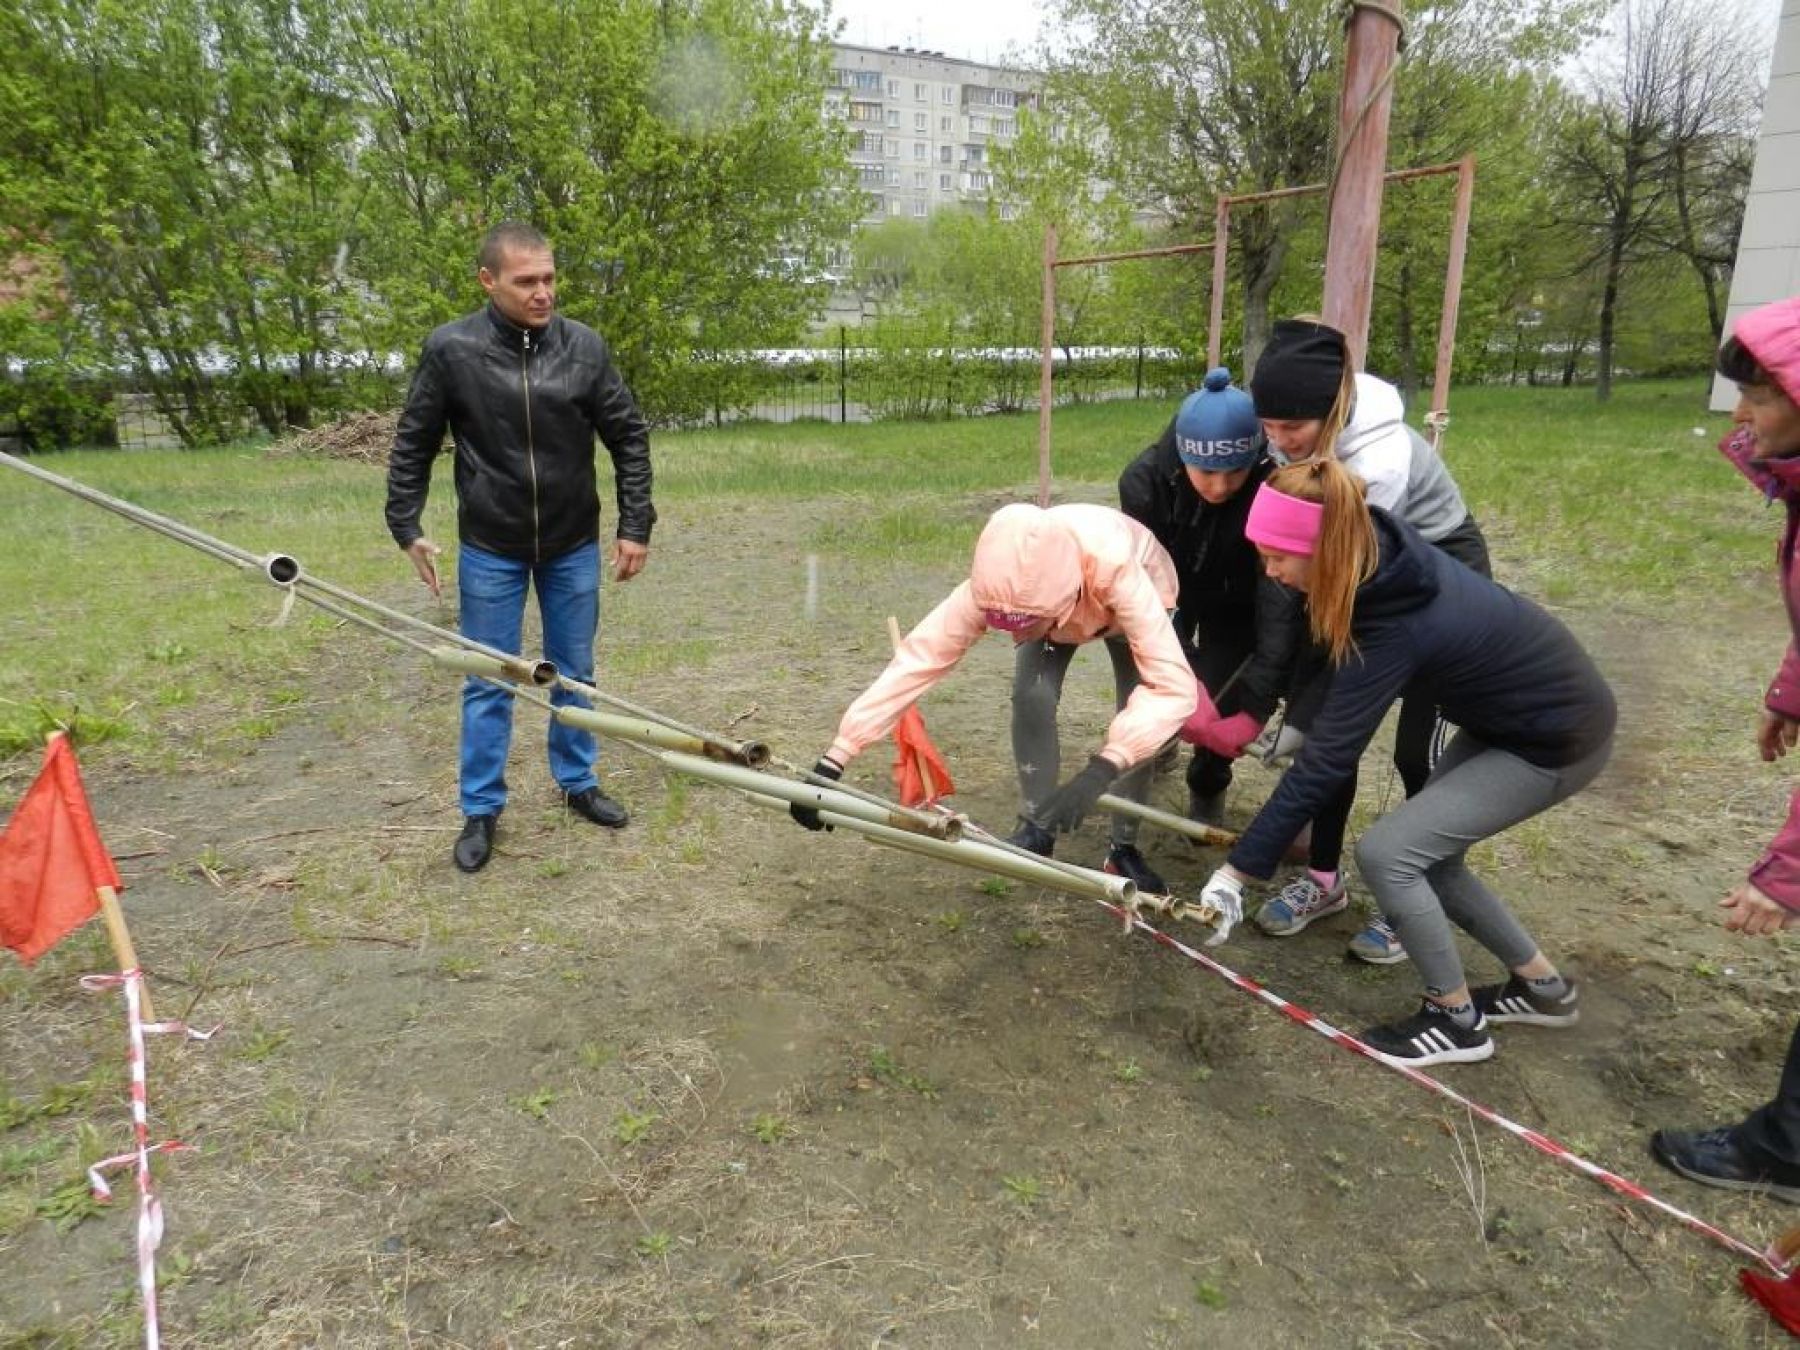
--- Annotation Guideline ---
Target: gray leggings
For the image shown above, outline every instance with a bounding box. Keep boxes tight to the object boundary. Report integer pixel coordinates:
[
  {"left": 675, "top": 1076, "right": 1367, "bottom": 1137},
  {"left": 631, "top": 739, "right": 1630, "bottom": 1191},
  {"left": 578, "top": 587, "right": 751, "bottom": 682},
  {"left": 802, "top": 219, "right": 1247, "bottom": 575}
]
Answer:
[
  {"left": 1352, "top": 730, "right": 1613, "bottom": 997},
  {"left": 1012, "top": 635, "right": 1152, "bottom": 846}
]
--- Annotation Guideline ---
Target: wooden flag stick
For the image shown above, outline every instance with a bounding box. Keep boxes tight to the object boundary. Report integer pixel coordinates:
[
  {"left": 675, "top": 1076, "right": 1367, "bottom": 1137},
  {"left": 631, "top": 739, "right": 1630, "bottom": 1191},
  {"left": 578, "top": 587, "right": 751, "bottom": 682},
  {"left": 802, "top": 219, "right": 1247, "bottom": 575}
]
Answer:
[
  {"left": 96, "top": 886, "right": 153, "bottom": 1022},
  {"left": 886, "top": 615, "right": 938, "bottom": 803}
]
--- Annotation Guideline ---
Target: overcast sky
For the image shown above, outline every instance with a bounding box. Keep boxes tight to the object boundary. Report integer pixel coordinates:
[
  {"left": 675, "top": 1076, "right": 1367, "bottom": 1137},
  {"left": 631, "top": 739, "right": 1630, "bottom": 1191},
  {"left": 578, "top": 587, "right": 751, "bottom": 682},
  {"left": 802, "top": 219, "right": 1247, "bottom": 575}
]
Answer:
[{"left": 824, "top": 0, "right": 1060, "bottom": 67}]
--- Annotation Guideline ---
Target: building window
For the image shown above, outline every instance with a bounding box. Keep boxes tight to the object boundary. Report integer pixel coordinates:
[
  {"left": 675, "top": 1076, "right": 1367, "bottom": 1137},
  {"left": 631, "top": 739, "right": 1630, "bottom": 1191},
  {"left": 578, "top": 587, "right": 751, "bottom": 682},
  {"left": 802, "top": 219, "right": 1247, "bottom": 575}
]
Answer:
[
  {"left": 886, "top": 109, "right": 899, "bottom": 127},
  {"left": 913, "top": 141, "right": 927, "bottom": 160},
  {"left": 995, "top": 89, "right": 1017, "bottom": 108},
  {"left": 940, "top": 115, "right": 952, "bottom": 133},
  {"left": 913, "top": 170, "right": 927, "bottom": 188},
  {"left": 888, "top": 197, "right": 901, "bottom": 216},
  {"left": 887, "top": 78, "right": 899, "bottom": 96},
  {"left": 887, "top": 168, "right": 901, "bottom": 185},
  {"left": 938, "top": 172, "right": 952, "bottom": 190},
  {"left": 861, "top": 130, "right": 883, "bottom": 153},
  {"left": 995, "top": 118, "right": 1014, "bottom": 138},
  {"left": 850, "top": 70, "right": 880, "bottom": 91},
  {"left": 1000, "top": 202, "right": 1017, "bottom": 220},
  {"left": 915, "top": 82, "right": 927, "bottom": 100},
  {"left": 912, "top": 199, "right": 928, "bottom": 217},
  {"left": 939, "top": 144, "right": 952, "bottom": 164},
  {"left": 886, "top": 138, "right": 898, "bottom": 157},
  {"left": 914, "top": 112, "right": 927, "bottom": 131},
  {"left": 860, "top": 164, "right": 885, "bottom": 185},
  {"left": 965, "top": 170, "right": 991, "bottom": 191},
  {"left": 970, "top": 114, "right": 989, "bottom": 134}
]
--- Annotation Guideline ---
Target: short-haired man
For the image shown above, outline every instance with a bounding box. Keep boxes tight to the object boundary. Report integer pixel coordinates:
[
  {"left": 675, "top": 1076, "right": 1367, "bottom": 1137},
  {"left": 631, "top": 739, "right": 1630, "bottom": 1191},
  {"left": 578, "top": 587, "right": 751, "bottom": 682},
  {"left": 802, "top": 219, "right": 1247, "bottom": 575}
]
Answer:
[{"left": 386, "top": 221, "right": 655, "bottom": 872}]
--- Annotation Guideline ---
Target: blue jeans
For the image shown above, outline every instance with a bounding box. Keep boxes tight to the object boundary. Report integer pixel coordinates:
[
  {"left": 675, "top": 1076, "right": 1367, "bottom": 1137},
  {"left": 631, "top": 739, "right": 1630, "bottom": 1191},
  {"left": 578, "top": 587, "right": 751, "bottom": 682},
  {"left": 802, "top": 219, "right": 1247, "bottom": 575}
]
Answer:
[{"left": 456, "top": 540, "right": 600, "bottom": 816}]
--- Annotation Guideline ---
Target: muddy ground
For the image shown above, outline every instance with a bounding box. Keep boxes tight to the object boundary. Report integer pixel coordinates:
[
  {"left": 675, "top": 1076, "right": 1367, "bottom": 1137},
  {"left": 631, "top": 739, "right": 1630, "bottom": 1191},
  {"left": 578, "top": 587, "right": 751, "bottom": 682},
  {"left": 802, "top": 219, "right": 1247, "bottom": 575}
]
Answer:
[{"left": 5, "top": 486, "right": 1800, "bottom": 1348}]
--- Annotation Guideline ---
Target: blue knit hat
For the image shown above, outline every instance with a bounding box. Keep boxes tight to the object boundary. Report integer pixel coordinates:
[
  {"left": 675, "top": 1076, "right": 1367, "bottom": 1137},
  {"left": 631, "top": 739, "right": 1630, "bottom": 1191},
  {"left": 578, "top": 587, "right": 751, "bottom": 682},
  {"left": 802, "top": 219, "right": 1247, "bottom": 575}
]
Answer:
[{"left": 1174, "top": 367, "right": 1259, "bottom": 471}]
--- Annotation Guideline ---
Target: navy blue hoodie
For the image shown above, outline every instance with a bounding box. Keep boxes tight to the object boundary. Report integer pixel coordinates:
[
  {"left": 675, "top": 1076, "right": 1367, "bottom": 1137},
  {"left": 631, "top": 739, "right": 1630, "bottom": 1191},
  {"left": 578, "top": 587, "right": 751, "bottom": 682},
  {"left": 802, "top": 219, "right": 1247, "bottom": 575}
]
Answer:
[{"left": 1228, "top": 509, "right": 1616, "bottom": 879}]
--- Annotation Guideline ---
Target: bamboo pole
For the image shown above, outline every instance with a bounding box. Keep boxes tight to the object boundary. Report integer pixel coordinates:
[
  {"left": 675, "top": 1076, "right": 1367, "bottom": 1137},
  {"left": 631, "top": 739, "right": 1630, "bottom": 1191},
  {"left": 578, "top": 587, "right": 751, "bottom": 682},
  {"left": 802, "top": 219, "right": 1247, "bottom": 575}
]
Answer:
[
  {"left": 96, "top": 887, "right": 153, "bottom": 1022},
  {"left": 655, "top": 749, "right": 960, "bottom": 841},
  {"left": 554, "top": 707, "right": 771, "bottom": 770}
]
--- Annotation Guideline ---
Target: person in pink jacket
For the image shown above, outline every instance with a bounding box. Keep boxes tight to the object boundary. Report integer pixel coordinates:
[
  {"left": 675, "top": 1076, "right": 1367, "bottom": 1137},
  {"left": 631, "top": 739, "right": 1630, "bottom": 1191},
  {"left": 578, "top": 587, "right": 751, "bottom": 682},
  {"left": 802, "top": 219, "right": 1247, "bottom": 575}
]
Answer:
[
  {"left": 1653, "top": 294, "right": 1800, "bottom": 1201},
  {"left": 790, "top": 502, "right": 1202, "bottom": 887}
]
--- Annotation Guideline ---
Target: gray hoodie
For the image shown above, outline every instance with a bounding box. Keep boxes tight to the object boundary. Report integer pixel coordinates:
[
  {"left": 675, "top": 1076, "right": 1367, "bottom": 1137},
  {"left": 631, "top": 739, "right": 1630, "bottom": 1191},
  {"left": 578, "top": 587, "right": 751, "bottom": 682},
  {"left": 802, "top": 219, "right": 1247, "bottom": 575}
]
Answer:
[{"left": 1272, "top": 372, "right": 1469, "bottom": 542}]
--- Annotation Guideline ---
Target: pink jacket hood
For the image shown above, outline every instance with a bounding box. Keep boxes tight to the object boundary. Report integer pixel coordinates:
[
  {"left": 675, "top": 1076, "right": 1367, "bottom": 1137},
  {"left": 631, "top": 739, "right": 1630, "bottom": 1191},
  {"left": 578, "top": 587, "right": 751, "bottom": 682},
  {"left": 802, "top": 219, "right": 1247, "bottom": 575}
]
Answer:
[
  {"left": 968, "top": 503, "right": 1085, "bottom": 623},
  {"left": 1735, "top": 296, "right": 1800, "bottom": 408}
]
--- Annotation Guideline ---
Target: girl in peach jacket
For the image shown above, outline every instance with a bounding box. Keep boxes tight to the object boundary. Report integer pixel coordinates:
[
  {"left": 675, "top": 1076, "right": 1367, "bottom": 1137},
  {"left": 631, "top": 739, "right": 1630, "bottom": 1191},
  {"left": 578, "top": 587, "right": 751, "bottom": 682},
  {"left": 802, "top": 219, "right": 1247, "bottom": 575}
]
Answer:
[{"left": 789, "top": 502, "right": 1202, "bottom": 887}]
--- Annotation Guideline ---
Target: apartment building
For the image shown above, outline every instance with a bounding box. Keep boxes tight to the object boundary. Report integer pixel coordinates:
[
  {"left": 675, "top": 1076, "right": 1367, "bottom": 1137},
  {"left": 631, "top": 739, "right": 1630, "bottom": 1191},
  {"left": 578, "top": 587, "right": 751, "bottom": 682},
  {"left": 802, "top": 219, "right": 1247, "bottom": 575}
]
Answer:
[{"left": 826, "top": 43, "right": 1042, "bottom": 226}]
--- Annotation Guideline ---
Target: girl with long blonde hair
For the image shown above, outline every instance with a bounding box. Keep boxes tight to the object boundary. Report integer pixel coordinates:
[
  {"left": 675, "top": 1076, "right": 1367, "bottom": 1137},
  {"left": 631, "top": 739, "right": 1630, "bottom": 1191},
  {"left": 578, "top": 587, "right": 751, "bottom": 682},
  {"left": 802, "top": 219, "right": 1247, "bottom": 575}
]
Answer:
[{"left": 1198, "top": 455, "right": 1616, "bottom": 1068}]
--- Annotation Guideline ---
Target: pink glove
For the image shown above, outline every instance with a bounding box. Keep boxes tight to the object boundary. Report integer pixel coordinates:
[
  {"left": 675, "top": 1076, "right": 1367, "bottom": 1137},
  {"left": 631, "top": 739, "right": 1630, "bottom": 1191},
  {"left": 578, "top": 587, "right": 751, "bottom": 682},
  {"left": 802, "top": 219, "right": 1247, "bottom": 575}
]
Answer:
[
  {"left": 1178, "top": 684, "right": 1222, "bottom": 746},
  {"left": 1198, "top": 711, "right": 1264, "bottom": 759}
]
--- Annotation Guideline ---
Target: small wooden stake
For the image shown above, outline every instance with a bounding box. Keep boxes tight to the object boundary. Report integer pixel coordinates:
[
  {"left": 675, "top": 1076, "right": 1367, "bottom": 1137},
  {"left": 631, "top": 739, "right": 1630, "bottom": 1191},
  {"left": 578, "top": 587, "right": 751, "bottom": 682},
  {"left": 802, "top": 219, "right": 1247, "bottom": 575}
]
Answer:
[{"left": 96, "top": 885, "right": 153, "bottom": 1022}]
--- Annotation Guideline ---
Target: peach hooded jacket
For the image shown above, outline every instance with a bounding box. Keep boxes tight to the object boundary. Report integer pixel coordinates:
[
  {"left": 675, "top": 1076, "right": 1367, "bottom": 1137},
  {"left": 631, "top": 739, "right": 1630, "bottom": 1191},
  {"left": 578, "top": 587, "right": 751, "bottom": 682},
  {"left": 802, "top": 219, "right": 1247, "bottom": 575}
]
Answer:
[{"left": 827, "top": 502, "right": 1197, "bottom": 771}]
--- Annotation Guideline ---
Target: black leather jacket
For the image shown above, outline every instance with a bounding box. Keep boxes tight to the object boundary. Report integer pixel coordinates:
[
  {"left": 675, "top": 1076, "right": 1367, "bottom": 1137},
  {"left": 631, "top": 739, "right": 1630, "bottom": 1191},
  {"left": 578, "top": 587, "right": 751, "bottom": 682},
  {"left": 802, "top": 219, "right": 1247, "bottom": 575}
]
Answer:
[{"left": 386, "top": 304, "right": 654, "bottom": 562}]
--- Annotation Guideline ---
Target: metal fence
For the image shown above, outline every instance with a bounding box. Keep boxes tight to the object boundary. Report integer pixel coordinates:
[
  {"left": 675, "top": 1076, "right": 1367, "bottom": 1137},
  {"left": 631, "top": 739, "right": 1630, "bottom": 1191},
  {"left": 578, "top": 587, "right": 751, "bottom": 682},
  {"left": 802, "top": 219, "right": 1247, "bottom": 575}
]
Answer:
[{"left": 1, "top": 326, "right": 1205, "bottom": 451}]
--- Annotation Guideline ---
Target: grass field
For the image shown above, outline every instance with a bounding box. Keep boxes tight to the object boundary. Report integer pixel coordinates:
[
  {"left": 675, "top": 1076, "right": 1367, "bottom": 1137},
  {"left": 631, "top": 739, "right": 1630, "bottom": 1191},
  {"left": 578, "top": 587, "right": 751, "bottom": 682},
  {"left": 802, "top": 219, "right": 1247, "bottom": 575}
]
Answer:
[{"left": 5, "top": 377, "right": 1798, "bottom": 1349}]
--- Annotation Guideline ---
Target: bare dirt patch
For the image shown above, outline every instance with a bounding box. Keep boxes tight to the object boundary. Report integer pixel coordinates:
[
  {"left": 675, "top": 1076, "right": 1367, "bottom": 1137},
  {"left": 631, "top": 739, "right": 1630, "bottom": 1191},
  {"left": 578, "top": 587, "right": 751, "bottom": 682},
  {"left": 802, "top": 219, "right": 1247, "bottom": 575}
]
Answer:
[{"left": 3, "top": 488, "right": 1797, "bottom": 1348}]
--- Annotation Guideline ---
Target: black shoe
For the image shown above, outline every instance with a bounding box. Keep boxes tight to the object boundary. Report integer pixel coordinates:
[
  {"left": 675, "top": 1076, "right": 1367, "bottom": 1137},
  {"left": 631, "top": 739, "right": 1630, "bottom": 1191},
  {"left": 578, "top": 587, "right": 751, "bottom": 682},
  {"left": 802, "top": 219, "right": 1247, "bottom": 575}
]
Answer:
[
  {"left": 1650, "top": 1127, "right": 1800, "bottom": 1204},
  {"left": 564, "top": 786, "right": 628, "bottom": 829},
  {"left": 454, "top": 815, "right": 497, "bottom": 873},
  {"left": 1472, "top": 974, "right": 1580, "bottom": 1027},
  {"left": 1005, "top": 817, "right": 1055, "bottom": 858},
  {"left": 1361, "top": 999, "right": 1494, "bottom": 1068},
  {"left": 1103, "top": 843, "right": 1167, "bottom": 894}
]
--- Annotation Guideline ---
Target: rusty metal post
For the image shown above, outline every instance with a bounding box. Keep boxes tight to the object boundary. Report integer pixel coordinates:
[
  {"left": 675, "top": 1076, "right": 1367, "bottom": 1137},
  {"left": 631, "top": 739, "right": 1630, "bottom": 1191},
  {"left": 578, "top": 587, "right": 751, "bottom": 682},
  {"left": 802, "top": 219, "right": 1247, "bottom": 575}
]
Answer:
[
  {"left": 1321, "top": 0, "right": 1405, "bottom": 370},
  {"left": 1429, "top": 155, "right": 1477, "bottom": 451},
  {"left": 1037, "top": 222, "right": 1058, "bottom": 506},
  {"left": 1207, "top": 197, "right": 1230, "bottom": 369}
]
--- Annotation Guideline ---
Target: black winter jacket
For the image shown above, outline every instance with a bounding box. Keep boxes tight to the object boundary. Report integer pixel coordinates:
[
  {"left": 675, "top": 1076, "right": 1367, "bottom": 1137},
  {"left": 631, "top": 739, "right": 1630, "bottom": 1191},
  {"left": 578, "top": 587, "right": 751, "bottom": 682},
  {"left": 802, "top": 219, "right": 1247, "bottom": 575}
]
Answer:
[
  {"left": 1118, "top": 419, "right": 1302, "bottom": 720},
  {"left": 385, "top": 304, "right": 655, "bottom": 562},
  {"left": 1227, "top": 510, "right": 1616, "bottom": 879}
]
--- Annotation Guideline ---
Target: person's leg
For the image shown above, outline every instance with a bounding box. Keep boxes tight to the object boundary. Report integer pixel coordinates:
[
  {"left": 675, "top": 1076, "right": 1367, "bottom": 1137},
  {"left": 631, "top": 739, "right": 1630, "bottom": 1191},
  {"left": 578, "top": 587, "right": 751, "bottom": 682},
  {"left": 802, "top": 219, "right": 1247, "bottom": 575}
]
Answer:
[
  {"left": 1736, "top": 1022, "right": 1800, "bottom": 1168},
  {"left": 1012, "top": 639, "right": 1076, "bottom": 820},
  {"left": 456, "top": 542, "right": 529, "bottom": 817},
  {"left": 1103, "top": 634, "right": 1148, "bottom": 848},
  {"left": 536, "top": 540, "right": 602, "bottom": 795},
  {"left": 1652, "top": 1017, "right": 1800, "bottom": 1200},
  {"left": 1392, "top": 685, "right": 1440, "bottom": 797},
  {"left": 1183, "top": 626, "right": 1255, "bottom": 820},
  {"left": 1355, "top": 733, "right": 1606, "bottom": 1002}
]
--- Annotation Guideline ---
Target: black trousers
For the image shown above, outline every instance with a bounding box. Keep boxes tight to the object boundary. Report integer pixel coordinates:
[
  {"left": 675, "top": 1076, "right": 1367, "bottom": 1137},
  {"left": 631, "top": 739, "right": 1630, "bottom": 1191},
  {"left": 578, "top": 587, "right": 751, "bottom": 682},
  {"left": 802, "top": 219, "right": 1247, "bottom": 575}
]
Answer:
[
  {"left": 1184, "top": 620, "right": 1258, "bottom": 801},
  {"left": 1739, "top": 1019, "right": 1800, "bottom": 1167}
]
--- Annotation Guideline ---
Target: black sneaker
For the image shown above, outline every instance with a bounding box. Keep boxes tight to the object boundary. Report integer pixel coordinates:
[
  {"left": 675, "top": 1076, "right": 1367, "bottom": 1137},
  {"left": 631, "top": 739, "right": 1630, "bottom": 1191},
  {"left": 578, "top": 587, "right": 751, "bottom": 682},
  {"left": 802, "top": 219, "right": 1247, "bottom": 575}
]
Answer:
[
  {"left": 564, "top": 786, "right": 628, "bottom": 829},
  {"left": 454, "top": 815, "right": 497, "bottom": 873},
  {"left": 1005, "top": 817, "right": 1056, "bottom": 858},
  {"left": 1361, "top": 999, "right": 1494, "bottom": 1068},
  {"left": 1103, "top": 843, "right": 1167, "bottom": 895},
  {"left": 1651, "top": 1127, "right": 1800, "bottom": 1204},
  {"left": 1472, "top": 974, "right": 1580, "bottom": 1027}
]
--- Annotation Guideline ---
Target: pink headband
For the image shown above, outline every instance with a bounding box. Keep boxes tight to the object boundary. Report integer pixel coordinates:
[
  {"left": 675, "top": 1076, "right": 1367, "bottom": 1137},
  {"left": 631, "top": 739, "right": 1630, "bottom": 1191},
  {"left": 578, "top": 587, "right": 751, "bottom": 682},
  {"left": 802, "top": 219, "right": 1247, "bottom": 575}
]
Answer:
[
  {"left": 982, "top": 608, "right": 1044, "bottom": 632},
  {"left": 1244, "top": 483, "right": 1324, "bottom": 556}
]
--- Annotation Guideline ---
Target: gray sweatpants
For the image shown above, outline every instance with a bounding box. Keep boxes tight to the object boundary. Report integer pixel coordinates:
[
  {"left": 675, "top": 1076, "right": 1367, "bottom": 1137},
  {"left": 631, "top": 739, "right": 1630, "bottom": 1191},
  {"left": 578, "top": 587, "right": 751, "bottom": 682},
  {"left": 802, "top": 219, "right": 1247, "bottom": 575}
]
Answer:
[
  {"left": 1011, "top": 635, "right": 1152, "bottom": 846},
  {"left": 1352, "top": 730, "right": 1613, "bottom": 998}
]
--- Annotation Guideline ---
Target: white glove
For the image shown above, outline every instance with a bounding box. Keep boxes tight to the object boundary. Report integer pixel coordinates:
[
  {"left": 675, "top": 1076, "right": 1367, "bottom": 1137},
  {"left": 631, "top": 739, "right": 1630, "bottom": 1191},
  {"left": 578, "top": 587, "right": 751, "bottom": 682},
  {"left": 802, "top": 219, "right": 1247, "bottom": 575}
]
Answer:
[
  {"left": 1255, "top": 723, "right": 1306, "bottom": 767},
  {"left": 1198, "top": 868, "right": 1245, "bottom": 947}
]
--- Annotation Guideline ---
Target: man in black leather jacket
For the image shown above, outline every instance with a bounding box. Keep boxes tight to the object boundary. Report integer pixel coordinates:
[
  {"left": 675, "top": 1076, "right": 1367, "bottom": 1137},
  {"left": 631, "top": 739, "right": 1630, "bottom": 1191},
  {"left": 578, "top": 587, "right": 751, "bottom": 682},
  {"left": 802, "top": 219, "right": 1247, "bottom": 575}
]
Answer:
[{"left": 385, "top": 221, "right": 656, "bottom": 873}]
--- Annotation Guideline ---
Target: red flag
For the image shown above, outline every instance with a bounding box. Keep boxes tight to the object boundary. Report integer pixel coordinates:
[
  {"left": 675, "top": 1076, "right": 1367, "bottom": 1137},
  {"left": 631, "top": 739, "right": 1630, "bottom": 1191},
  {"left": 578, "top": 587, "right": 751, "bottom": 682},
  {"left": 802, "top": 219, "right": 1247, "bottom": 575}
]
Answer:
[
  {"left": 891, "top": 707, "right": 955, "bottom": 809},
  {"left": 0, "top": 732, "right": 119, "bottom": 964}
]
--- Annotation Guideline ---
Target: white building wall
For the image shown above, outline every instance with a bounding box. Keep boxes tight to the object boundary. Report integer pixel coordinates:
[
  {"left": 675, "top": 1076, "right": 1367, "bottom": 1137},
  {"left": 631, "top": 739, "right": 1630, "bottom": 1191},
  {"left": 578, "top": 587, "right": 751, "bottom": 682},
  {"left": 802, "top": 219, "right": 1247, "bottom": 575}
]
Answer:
[{"left": 1715, "top": 1, "right": 1800, "bottom": 408}]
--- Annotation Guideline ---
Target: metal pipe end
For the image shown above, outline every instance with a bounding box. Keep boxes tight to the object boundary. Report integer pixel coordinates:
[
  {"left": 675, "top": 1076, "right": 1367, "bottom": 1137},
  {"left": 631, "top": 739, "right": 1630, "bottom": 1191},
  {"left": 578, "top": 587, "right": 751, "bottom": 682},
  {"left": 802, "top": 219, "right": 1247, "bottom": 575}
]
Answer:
[
  {"left": 264, "top": 554, "right": 301, "bottom": 585},
  {"left": 529, "top": 660, "right": 558, "bottom": 686},
  {"left": 740, "top": 740, "right": 770, "bottom": 769},
  {"left": 499, "top": 657, "right": 558, "bottom": 686}
]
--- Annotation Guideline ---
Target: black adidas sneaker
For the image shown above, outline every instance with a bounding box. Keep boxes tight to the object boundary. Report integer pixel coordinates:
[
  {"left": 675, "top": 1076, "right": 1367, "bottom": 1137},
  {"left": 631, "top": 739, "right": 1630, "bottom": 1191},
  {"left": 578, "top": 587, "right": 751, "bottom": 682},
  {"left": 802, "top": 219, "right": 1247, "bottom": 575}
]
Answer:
[
  {"left": 1361, "top": 999, "right": 1494, "bottom": 1067},
  {"left": 1472, "top": 974, "right": 1580, "bottom": 1028}
]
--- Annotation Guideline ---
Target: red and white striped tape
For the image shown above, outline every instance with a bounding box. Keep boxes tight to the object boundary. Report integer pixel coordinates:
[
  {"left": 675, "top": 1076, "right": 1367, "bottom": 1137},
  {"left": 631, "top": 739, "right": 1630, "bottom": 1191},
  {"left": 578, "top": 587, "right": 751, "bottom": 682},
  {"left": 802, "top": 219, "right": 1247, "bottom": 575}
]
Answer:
[
  {"left": 1102, "top": 900, "right": 1791, "bottom": 1277},
  {"left": 79, "top": 970, "right": 217, "bottom": 1350}
]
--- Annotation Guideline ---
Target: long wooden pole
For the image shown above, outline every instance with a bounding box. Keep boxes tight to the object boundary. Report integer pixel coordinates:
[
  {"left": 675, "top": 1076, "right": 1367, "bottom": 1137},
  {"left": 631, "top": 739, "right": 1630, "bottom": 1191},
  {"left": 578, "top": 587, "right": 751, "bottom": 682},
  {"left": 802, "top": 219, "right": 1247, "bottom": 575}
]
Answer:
[
  {"left": 97, "top": 886, "right": 153, "bottom": 1022},
  {"left": 1320, "top": 0, "right": 1405, "bottom": 371},
  {"left": 1429, "top": 155, "right": 1477, "bottom": 451},
  {"left": 1036, "top": 222, "right": 1058, "bottom": 507}
]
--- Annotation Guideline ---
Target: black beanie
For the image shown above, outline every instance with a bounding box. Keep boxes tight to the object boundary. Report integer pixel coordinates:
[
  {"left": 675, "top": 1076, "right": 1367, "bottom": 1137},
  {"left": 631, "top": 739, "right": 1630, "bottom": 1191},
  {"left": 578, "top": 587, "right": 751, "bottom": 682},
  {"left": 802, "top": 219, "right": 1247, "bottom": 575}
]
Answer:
[{"left": 1251, "top": 319, "right": 1348, "bottom": 420}]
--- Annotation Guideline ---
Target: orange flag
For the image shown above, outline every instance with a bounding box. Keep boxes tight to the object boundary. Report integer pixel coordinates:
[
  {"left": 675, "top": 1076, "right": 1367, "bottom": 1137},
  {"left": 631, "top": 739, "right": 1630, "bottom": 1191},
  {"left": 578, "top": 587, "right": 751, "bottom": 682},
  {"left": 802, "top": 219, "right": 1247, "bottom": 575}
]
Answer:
[
  {"left": 891, "top": 707, "right": 955, "bottom": 809},
  {"left": 0, "top": 732, "right": 119, "bottom": 964}
]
